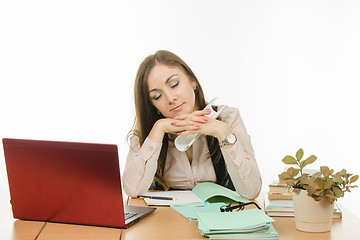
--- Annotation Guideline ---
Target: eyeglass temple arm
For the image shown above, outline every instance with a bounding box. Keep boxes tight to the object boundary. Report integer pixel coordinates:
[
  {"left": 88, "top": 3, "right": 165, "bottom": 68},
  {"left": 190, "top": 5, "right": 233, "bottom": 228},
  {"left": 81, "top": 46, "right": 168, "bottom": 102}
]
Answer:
[{"left": 228, "top": 201, "right": 262, "bottom": 211}]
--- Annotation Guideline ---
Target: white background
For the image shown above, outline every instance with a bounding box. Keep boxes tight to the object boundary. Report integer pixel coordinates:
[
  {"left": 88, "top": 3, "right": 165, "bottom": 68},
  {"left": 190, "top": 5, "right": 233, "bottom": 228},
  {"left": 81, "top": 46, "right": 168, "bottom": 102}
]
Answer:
[{"left": 1, "top": 0, "right": 359, "bottom": 224}]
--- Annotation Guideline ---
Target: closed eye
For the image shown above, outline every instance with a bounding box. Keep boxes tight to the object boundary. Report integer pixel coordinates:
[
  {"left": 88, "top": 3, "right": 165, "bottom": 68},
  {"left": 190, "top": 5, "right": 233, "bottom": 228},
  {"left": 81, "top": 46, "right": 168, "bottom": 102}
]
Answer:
[
  {"left": 153, "top": 93, "right": 162, "bottom": 100},
  {"left": 170, "top": 81, "right": 179, "bottom": 88}
]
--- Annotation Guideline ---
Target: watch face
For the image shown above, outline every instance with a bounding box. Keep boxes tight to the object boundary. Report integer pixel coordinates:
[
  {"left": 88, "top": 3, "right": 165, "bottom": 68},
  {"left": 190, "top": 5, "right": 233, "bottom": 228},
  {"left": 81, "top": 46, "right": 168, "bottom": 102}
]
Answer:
[{"left": 227, "top": 134, "right": 236, "bottom": 144}]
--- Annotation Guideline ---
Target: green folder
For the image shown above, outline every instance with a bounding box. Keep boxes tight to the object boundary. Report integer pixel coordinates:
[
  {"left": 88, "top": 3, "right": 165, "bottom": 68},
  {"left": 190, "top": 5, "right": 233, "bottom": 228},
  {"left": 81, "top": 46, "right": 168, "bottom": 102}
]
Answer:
[
  {"left": 169, "top": 182, "right": 279, "bottom": 239},
  {"left": 197, "top": 209, "right": 274, "bottom": 231},
  {"left": 199, "top": 224, "right": 279, "bottom": 239},
  {"left": 171, "top": 202, "right": 225, "bottom": 220},
  {"left": 197, "top": 209, "right": 279, "bottom": 239}
]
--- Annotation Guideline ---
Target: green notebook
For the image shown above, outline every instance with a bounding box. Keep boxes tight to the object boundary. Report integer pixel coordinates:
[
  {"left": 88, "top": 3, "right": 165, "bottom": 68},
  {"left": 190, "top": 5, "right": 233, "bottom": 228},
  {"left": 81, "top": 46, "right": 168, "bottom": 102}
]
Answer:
[
  {"left": 170, "top": 182, "right": 249, "bottom": 220},
  {"left": 192, "top": 182, "right": 249, "bottom": 203}
]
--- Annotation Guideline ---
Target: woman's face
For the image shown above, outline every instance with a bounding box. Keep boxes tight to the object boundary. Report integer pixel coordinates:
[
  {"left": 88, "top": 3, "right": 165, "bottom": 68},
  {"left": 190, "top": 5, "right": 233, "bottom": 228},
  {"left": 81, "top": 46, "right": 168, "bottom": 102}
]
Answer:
[{"left": 147, "top": 64, "right": 197, "bottom": 118}]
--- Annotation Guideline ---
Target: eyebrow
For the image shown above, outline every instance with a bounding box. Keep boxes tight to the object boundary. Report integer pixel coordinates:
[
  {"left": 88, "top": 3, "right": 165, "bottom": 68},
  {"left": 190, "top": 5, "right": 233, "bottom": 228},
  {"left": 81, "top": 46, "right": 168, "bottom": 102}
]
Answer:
[{"left": 148, "top": 74, "right": 178, "bottom": 94}]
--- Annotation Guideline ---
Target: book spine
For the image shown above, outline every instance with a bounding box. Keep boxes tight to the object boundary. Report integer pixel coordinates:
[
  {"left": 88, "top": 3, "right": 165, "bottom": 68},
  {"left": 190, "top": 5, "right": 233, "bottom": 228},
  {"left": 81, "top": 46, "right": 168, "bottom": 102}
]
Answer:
[{"left": 268, "top": 192, "right": 293, "bottom": 200}]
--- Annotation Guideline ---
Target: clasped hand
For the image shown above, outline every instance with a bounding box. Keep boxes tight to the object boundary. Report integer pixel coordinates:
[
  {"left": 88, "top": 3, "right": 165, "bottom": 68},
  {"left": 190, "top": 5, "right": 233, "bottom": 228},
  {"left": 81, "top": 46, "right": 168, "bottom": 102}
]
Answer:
[{"left": 160, "top": 109, "right": 231, "bottom": 142}]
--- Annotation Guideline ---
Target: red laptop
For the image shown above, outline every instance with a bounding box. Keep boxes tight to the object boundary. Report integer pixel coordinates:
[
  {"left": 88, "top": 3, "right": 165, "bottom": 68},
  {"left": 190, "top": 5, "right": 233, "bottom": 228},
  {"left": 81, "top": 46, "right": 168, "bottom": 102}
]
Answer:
[{"left": 2, "top": 138, "right": 155, "bottom": 228}]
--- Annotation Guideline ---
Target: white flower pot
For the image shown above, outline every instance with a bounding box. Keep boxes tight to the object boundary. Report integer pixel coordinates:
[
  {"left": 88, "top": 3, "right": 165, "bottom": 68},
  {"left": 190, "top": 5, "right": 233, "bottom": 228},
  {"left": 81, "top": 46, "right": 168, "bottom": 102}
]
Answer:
[{"left": 292, "top": 190, "right": 334, "bottom": 232}]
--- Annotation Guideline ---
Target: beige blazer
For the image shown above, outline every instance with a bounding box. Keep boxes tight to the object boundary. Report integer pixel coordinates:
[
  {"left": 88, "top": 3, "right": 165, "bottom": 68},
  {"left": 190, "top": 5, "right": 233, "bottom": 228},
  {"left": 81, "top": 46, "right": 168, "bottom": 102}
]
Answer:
[{"left": 122, "top": 106, "right": 262, "bottom": 199}]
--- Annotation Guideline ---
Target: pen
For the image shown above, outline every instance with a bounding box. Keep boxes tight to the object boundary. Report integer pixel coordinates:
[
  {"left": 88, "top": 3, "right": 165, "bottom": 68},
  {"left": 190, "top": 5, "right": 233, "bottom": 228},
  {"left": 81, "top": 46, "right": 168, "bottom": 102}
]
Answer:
[{"left": 137, "top": 195, "right": 176, "bottom": 200}]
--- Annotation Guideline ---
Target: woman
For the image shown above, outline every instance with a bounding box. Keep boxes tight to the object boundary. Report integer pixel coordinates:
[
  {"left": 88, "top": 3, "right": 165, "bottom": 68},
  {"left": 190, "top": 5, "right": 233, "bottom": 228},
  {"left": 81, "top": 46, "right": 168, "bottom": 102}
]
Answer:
[{"left": 122, "top": 50, "right": 262, "bottom": 199}]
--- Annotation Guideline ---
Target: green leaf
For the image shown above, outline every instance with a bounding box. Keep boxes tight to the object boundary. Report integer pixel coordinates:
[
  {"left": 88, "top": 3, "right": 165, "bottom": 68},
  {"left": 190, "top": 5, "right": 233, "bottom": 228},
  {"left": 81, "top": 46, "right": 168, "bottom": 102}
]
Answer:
[
  {"left": 326, "top": 190, "right": 335, "bottom": 197},
  {"left": 320, "top": 166, "right": 331, "bottom": 178},
  {"left": 325, "top": 195, "right": 336, "bottom": 204},
  {"left": 306, "top": 186, "right": 316, "bottom": 195},
  {"left": 279, "top": 172, "right": 291, "bottom": 180},
  {"left": 306, "top": 189, "right": 313, "bottom": 196},
  {"left": 300, "top": 161, "right": 305, "bottom": 169},
  {"left": 333, "top": 186, "right": 344, "bottom": 198},
  {"left": 333, "top": 173, "right": 343, "bottom": 183},
  {"left": 300, "top": 179, "right": 313, "bottom": 185},
  {"left": 309, "top": 182, "right": 320, "bottom": 190},
  {"left": 282, "top": 155, "right": 297, "bottom": 165},
  {"left": 324, "top": 180, "right": 333, "bottom": 189},
  {"left": 296, "top": 148, "right": 304, "bottom": 161},
  {"left": 315, "top": 178, "right": 324, "bottom": 187},
  {"left": 286, "top": 179, "right": 295, "bottom": 186},
  {"left": 333, "top": 178, "right": 343, "bottom": 183},
  {"left": 301, "top": 155, "right": 317, "bottom": 168},
  {"left": 350, "top": 175, "right": 359, "bottom": 183},
  {"left": 288, "top": 167, "right": 300, "bottom": 178},
  {"left": 312, "top": 172, "right": 322, "bottom": 178},
  {"left": 294, "top": 189, "right": 301, "bottom": 195}
]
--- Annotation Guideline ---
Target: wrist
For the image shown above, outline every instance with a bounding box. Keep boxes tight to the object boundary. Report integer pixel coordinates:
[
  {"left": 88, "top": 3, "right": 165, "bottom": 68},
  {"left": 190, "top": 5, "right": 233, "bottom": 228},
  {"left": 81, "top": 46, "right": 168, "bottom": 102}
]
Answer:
[
  {"left": 148, "top": 119, "right": 166, "bottom": 143},
  {"left": 219, "top": 133, "right": 237, "bottom": 147},
  {"left": 215, "top": 122, "right": 232, "bottom": 142}
]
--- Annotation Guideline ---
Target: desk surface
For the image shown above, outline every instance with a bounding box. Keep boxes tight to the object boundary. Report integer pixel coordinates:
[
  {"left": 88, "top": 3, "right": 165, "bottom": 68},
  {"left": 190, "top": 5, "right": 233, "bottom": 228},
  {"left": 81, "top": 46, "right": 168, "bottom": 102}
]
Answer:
[
  {"left": 122, "top": 198, "right": 360, "bottom": 240},
  {"left": 2, "top": 196, "right": 360, "bottom": 240}
]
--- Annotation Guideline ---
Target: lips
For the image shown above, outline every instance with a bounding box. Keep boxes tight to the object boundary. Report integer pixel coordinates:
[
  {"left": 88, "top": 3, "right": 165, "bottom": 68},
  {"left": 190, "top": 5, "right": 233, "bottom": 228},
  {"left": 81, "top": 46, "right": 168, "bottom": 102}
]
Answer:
[{"left": 171, "top": 103, "right": 184, "bottom": 112}]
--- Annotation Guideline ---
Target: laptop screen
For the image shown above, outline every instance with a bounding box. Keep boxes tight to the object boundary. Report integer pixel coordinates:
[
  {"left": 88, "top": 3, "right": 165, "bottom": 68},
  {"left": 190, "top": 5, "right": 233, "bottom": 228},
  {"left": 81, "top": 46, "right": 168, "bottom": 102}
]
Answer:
[{"left": 3, "top": 138, "right": 126, "bottom": 228}]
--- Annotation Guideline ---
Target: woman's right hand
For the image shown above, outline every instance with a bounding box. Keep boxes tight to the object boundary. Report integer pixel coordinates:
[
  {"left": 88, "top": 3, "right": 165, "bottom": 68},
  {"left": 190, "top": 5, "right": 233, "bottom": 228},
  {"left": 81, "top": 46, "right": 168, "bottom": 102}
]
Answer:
[
  {"left": 147, "top": 118, "right": 197, "bottom": 143},
  {"left": 148, "top": 109, "right": 210, "bottom": 143}
]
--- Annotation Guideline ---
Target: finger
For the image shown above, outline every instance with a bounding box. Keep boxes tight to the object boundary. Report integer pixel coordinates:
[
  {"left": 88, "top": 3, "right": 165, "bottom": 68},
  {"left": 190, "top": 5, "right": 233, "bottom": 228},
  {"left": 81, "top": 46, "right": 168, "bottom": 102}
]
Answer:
[
  {"left": 176, "top": 125, "right": 201, "bottom": 136},
  {"left": 168, "top": 123, "right": 200, "bottom": 133},
  {"left": 173, "top": 109, "right": 211, "bottom": 120},
  {"left": 170, "top": 120, "right": 199, "bottom": 127},
  {"left": 192, "top": 109, "right": 212, "bottom": 116},
  {"left": 183, "top": 115, "right": 209, "bottom": 123}
]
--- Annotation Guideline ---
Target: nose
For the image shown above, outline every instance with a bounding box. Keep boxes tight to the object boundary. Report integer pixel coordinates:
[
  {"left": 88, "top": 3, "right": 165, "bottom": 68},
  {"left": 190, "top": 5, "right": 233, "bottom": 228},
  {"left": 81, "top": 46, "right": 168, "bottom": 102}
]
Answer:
[{"left": 164, "top": 91, "right": 177, "bottom": 105}]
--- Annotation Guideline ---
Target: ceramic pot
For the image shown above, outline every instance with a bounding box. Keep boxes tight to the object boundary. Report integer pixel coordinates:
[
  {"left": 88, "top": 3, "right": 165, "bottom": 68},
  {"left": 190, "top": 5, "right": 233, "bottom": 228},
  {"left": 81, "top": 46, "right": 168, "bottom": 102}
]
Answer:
[{"left": 292, "top": 190, "right": 334, "bottom": 232}]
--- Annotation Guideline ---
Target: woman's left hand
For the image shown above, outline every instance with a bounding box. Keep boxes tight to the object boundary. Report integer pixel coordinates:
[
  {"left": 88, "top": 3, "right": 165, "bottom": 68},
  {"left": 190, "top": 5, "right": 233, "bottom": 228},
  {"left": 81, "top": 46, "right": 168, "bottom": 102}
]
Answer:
[{"left": 171, "top": 110, "right": 231, "bottom": 142}]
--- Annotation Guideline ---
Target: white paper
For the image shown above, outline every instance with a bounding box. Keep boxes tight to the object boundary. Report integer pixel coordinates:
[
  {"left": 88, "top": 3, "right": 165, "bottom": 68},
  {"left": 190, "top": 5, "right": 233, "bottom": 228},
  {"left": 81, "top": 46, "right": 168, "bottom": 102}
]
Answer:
[{"left": 143, "top": 190, "right": 203, "bottom": 206}]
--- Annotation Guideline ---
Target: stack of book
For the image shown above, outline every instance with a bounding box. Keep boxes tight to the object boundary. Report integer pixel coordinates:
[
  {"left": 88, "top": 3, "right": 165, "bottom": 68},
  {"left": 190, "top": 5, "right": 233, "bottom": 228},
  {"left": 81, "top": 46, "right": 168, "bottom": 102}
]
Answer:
[
  {"left": 267, "top": 180, "right": 292, "bottom": 200},
  {"left": 265, "top": 180, "right": 342, "bottom": 218},
  {"left": 266, "top": 180, "right": 293, "bottom": 217}
]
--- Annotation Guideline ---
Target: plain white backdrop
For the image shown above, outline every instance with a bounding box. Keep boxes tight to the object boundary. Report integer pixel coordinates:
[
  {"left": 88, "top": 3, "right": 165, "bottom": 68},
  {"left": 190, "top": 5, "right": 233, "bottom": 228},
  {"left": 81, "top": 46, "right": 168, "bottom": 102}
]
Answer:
[{"left": 1, "top": 0, "right": 359, "bottom": 223}]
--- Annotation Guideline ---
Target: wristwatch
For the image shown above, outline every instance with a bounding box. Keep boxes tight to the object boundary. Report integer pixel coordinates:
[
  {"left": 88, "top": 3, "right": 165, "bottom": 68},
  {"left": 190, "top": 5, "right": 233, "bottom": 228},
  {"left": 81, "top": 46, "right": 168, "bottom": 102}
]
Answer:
[{"left": 219, "top": 133, "right": 237, "bottom": 147}]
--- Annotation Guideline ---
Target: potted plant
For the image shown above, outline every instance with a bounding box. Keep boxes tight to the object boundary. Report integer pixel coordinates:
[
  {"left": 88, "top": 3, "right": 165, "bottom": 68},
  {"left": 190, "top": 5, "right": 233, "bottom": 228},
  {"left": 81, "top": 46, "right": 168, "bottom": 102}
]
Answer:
[{"left": 278, "top": 148, "right": 358, "bottom": 232}]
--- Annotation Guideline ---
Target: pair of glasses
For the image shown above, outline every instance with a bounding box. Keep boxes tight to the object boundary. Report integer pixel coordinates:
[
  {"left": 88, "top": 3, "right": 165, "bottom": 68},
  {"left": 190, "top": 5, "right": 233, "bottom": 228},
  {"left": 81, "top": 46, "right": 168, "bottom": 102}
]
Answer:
[{"left": 220, "top": 201, "right": 262, "bottom": 212}]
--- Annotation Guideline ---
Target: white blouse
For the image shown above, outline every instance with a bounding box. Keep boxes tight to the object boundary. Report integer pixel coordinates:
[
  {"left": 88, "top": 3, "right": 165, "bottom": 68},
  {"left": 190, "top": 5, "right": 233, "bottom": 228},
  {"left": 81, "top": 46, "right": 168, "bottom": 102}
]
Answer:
[{"left": 122, "top": 106, "right": 262, "bottom": 199}]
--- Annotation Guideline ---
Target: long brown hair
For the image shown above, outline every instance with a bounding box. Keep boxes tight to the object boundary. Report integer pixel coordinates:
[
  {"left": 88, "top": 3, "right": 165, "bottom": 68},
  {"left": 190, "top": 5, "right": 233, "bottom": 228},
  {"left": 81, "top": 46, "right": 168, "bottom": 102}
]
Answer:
[{"left": 129, "top": 50, "right": 222, "bottom": 189}]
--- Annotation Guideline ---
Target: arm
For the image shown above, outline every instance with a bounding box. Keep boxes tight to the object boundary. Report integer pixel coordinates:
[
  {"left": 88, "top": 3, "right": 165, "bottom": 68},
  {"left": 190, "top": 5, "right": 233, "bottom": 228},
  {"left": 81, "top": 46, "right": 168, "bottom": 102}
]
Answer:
[
  {"left": 170, "top": 107, "right": 262, "bottom": 199},
  {"left": 219, "top": 108, "right": 262, "bottom": 199},
  {"left": 122, "top": 135, "right": 162, "bottom": 198},
  {"left": 122, "top": 117, "right": 200, "bottom": 197}
]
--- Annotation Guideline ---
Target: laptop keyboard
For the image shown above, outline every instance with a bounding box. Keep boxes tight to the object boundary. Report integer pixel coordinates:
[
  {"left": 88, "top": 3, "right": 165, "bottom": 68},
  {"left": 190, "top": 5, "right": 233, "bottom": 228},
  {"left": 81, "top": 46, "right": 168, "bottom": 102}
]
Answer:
[{"left": 124, "top": 211, "right": 137, "bottom": 220}]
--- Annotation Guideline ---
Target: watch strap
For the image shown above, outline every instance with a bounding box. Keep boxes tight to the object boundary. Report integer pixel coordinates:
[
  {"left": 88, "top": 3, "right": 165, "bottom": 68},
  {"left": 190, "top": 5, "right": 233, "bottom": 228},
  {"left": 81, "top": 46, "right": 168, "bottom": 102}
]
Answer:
[{"left": 219, "top": 133, "right": 237, "bottom": 147}]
